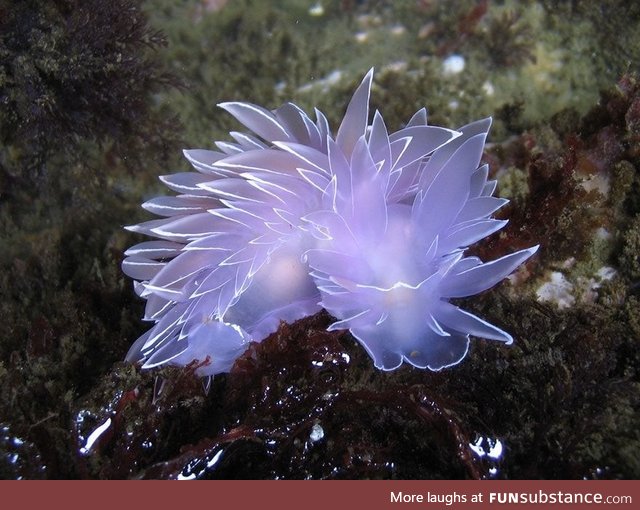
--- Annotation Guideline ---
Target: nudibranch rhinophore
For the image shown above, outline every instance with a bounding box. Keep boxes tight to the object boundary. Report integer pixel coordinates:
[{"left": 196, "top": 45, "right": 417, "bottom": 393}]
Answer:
[{"left": 122, "top": 69, "right": 538, "bottom": 376}]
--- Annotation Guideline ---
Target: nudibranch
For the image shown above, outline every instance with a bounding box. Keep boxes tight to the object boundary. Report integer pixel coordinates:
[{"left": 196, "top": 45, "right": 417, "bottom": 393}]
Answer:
[{"left": 122, "top": 69, "right": 538, "bottom": 376}]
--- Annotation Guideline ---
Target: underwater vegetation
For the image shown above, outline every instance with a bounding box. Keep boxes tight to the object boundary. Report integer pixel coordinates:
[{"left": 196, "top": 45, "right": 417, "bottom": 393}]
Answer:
[
  {"left": 0, "top": 0, "right": 178, "bottom": 184},
  {"left": 0, "top": 0, "right": 639, "bottom": 479},
  {"left": 0, "top": 0, "right": 180, "bottom": 479}
]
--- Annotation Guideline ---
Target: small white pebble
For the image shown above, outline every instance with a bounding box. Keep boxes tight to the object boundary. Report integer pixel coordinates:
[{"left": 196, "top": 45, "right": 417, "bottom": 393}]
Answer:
[
  {"left": 597, "top": 266, "right": 616, "bottom": 281},
  {"left": 536, "top": 272, "right": 575, "bottom": 309},
  {"left": 389, "top": 24, "right": 406, "bottom": 36},
  {"left": 309, "top": 2, "right": 324, "bottom": 16},
  {"left": 442, "top": 54, "right": 465, "bottom": 76},
  {"left": 482, "top": 81, "right": 495, "bottom": 96}
]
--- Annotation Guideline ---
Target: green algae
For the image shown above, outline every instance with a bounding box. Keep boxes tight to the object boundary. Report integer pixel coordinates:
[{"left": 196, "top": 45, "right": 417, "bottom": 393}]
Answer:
[
  {"left": 0, "top": 0, "right": 179, "bottom": 181},
  {"left": 497, "top": 166, "right": 529, "bottom": 204},
  {"left": 618, "top": 215, "right": 640, "bottom": 281}
]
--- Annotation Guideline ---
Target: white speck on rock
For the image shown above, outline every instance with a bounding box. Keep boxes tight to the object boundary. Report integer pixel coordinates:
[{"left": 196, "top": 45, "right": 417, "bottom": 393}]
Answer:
[
  {"left": 596, "top": 266, "right": 616, "bottom": 281},
  {"left": 536, "top": 272, "right": 575, "bottom": 309},
  {"left": 442, "top": 55, "right": 465, "bottom": 76},
  {"left": 309, "top": 2, "right": 324, "bottom": 16},
  {"left": 482, "top": 81, "right": 495, "bottom": 96},
  {"left": 309, "top": 423, "right": 324, "bottom": 443}
]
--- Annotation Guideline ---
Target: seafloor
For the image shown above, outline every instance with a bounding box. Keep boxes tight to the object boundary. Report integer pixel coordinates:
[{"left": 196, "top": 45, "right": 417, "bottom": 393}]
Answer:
[{"left": 0, "top": 0, "right": 639, "bottom": 479}]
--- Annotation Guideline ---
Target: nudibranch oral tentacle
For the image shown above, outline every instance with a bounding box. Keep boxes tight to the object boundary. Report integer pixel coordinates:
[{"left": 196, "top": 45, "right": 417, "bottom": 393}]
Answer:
[{"left": 123, "top": 68, "right": 538, "bottom": 376}]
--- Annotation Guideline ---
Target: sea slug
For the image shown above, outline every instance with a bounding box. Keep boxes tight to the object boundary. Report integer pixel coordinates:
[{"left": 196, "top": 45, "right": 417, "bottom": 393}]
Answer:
[{"left": 122, "top": 69, "right": 538, "bottom": 376}]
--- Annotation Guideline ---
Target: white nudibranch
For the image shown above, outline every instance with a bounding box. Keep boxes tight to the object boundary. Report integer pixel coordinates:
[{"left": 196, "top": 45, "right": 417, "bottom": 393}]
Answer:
[{"left": 122, "top": 69, "right": 538, "bottom": 376}]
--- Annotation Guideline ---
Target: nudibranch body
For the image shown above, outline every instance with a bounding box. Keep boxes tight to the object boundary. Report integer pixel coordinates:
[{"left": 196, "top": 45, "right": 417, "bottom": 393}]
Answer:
[{"left": 122, "top": 69, "right": 538, "bottom": 376}]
